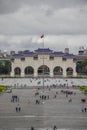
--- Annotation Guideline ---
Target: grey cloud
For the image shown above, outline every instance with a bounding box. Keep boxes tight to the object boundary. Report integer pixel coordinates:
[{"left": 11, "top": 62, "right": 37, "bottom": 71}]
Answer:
[
  {"left": 45, "top": 9, "right": 54, "bottom": 17},
  {"left": 0, "top": 0, "right": 87, "bottom": 54},
  {"left": 0, "top": 34, "right": 87, "bottom": 55},
  {"left": 0, "top": 35, "right": 42, "bottom": 52},
  {"left": 0, "top": 0, "right": 87, "bottom": 14},
  {"left": 0, "top": 41, "right": 11, "bottom": 53},
  {"left": 20, "top": 42, "right": 42, "bottom": 52},
  {"left": 0, "top": 0, "right": 87, "bottom": 35},
  {"left": 0, "top": 41, "right": 10, "bottom": 47},
  {"left": 0, "top": 0, "right": 22, "bottom": 14}
]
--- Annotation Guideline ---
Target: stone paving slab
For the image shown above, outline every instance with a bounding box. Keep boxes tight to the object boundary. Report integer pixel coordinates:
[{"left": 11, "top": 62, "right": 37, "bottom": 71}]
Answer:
[{"left": 0, "top": 86, "right": 87, "bottom": 130}]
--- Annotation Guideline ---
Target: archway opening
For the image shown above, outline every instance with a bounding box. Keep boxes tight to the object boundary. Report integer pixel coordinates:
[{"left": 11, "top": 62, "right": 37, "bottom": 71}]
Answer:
[
  {"left": 14, "top": 67, "right": 21, "bottom": 76},
  {"left": 25, "top": 66, "right": 34, "bottom": 76},
  {"left": 66, "top": 67, "right": 73, "bottom": 76},
  {"left": 53, "top": 66, "right": 63, "bottom": 76}
]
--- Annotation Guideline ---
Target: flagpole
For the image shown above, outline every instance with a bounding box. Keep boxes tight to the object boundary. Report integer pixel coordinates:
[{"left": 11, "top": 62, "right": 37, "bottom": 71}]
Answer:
[
  {"left": 42, "top": 35, "right": 44, "bottom": 90},
  {"left": 40, "top": 34, "right": 45, "bottom": 90}
]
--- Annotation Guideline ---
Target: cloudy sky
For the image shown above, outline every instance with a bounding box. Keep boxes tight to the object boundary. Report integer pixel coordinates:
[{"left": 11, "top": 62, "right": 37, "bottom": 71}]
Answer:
[{"left": 0, "top": 0, "right": 87, "bottom": 54}]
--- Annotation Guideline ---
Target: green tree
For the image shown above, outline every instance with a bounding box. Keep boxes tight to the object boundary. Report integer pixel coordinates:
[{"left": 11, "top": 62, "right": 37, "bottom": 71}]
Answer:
[
  {"left": 76, "top": 60, "right": 87, "bottom": 75},
  {"left": 0, "top": 60, "right": 11, "bottom": 75}
]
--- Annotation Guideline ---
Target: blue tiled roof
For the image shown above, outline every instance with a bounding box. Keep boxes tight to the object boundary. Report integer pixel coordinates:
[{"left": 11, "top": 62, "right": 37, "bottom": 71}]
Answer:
[
  {"left": 13, "top": 52, "right": 34, "bottom": 57},
  {"left": 65, "top": 54, "right": 74, "bottom": 56},
  {"left": 53, "top": 51, "right": 64, "bottom": 55},
  {"left": 12, "top": 48, "right": 75, "bottom": 58},
  {"left": 13, "top": 54, "right": 22, "bottom": 57},
  {"left": 35, "top": 48, "right": 53, "bottom": 53}
]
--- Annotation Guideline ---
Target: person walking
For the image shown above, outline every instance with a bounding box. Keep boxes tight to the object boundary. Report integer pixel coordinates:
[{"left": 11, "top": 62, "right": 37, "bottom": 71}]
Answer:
[
  {"left": 16, "top": 107, "right": 18, "bottom": 112},
  {"left": 53, "top": 125, "right": 57, "bottom": 130},
  {"left": 31, "top": 126, "right": 34, "bottom": 130}
]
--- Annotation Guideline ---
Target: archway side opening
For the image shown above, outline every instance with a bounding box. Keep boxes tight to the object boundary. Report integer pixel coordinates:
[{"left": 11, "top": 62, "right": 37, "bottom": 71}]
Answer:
[
  {"left": 66, "top": 67, "right": 73, "bottom": 76},
  {"left": 24, "top": 66, "right": 34, "bottom": 77},
  {"left": 53, "top": 66, "right": 63, "bottom": 76},
  {"left": 14, "top": 67, "right": 21, "bottom": 76}
]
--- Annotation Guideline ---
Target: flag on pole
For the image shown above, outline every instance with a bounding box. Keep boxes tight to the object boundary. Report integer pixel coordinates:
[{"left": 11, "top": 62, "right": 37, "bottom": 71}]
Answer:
[{"left": 40, "top": 34, "right": 44, "bottom": 38}]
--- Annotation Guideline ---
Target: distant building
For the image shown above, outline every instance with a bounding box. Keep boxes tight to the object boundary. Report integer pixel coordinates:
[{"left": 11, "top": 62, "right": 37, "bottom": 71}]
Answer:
[
  {"left": 0, "top": 53, "right": 4, "bottom": 58},
  {"left": 18, "top": 51, "right": 23, "bottom": 54},
  {"left": 10, "top": 48, "right": 77, "bottom": 77},
  {"left": 78, "top": 46, "right": 87, "bottom": 55},
  {"left": 3, "top": 50, "right": 8, "bottom": 57},
  {"left": 10, "top": 51, "right": 15, "bottom": 55},
  {"left": 84, "top": 49, "right": 87, "bottom": 55},
  {"left": 75, "top": 55, "right": 87, "bottom": 61},
  {"left": 65, "top": 48, "right": 69, "bottom": 54},
  {"left": 76, "top": 47, "right": 87, "bottom": 61}
]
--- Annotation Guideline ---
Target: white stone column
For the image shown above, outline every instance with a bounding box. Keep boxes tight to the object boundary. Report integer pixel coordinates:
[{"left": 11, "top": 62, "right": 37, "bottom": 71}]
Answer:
[
  {"left": 73, "top": 72, "right": 77, "bottom": 77},
  {"left": 73, "top": 63, "right": 77, "bottom": 77},
  {"left": 10, "top": 63, "right": 14, "bottom": 77},
  {"left": 21, "top": 67, "right": 24, "bottom": 77},
  {"left": 50, "top": 69, "right": 53, "bottom": 77},
  {"left": 34, "top": 69, "right": 38, "bottom": 77},
  {"left": 63, "top": 69, "right": 67, "bottom": 77},
  {"left": 21, "top": 72, "right": 25, "bottom": 77},
  {"left": 73, "top": 69, "right": 77, "bottom": 77},
  {"left": 10, "top": 72, "right": 14, "bottom": 77}
]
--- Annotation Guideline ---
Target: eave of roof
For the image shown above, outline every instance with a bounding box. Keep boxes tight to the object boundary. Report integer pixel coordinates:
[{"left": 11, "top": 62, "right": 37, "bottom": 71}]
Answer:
[{"left": 35, "top": 48, "right": 53, "bottom": 53}]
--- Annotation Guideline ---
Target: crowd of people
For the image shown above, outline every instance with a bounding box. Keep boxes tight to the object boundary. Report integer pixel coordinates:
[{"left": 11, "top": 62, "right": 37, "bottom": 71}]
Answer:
[
  {"left": 30, "top": 125, "right": 57, "bottom": 130},
  {"left": 10, "top": 94, "right": 21, "bottom": 112},
  {"left": 4, "top": 77, "right": 86, "bottom": 129},
  {"left": 82, "top": 107, "right": 87, "bottom": 112},
  {"left": 1, "top": 77, "right": 86, "bottom": 89}
]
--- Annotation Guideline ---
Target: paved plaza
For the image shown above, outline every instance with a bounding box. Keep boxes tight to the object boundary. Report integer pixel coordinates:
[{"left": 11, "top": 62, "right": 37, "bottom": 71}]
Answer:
[{"left": 0, "top": 78, "right": 87, "bottom": 130}]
